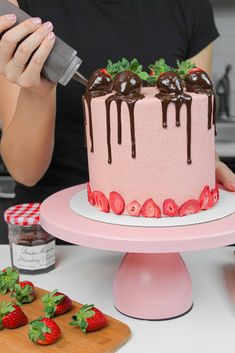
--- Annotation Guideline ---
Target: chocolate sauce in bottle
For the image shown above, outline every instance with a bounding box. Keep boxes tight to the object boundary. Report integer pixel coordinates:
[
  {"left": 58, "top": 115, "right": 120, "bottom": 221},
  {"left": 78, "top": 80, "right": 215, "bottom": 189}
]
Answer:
[
  {"left": 0, "top": 0, "right": 87, "bottom": 86},
  {"left": 155, "top": 71, "right": 193, "bottom": 164}
]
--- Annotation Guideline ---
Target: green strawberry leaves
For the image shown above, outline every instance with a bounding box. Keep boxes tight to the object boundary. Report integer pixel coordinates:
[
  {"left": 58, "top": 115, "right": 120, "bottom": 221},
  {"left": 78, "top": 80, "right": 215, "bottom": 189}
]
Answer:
[
  {"left": 69, "top": 304, "right": 95, "bottom": 333},
  {"left": 42, "top": 289, "right": 64, "bottom": 318},
  {"left": 0, "top": 267, "right": 19, "bottom": 295},
  {"left": 106, "top": 58, "right": 149, "bottom": 81},
  {"left": 105, "top": 58, "right": 197, "bottom": 86},
  {"left": 11, "top": 283, "right": 34, "bottom": 306},
  {"left": 175, "top": 59, "right": 196, "bottom": 76},
  {"left": 147, "top": 58, "right": 172, "bottom": 85},
  {"left": 28, "top": 318, "right": 51, "bottom": 342},
  {"left": 0, "top": 301, "right": 15, "bottom": 330}
]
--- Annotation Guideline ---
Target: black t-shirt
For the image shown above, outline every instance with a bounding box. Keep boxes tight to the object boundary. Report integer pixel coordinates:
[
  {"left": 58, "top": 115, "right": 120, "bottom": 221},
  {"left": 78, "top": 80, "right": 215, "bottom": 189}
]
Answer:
[{"left": 16, "top": 0, "right": 219, "bottom": 203}]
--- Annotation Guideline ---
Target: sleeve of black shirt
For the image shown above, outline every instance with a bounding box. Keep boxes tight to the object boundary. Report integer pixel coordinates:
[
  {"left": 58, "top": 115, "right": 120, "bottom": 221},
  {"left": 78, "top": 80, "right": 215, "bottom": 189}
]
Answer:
[{"left": 187, "top": 0, "right": 220, "bottom": 58}]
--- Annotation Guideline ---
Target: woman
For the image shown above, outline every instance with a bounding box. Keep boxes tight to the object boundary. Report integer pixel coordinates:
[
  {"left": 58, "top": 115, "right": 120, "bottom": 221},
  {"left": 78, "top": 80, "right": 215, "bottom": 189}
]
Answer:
[{"left": 0, "top": 0, "right": 235, "bottom": 205}]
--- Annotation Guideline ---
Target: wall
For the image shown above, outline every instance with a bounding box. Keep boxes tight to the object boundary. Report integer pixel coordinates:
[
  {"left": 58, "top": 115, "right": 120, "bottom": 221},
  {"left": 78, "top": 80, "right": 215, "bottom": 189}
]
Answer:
[{"left": 212, "top": 1, "right": 235, "bottom": 116}]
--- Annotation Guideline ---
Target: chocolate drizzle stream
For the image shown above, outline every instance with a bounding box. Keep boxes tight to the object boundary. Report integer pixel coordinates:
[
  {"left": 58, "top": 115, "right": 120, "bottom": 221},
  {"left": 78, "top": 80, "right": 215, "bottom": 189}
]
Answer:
[
  {"left": 185, "top": 70, "right": 216, "bottom": 132},
  {"left": 156, "top": 72, "right": 193, "bottom": 164},
  {"left": 83, "top": 69, "right": 113, "bottom": 153},
  {"left": 104, "top": 71, "right": 144, "bottom": 164},
  {"left": 105, "top": 93, "right": 144, "bottom": 164}
]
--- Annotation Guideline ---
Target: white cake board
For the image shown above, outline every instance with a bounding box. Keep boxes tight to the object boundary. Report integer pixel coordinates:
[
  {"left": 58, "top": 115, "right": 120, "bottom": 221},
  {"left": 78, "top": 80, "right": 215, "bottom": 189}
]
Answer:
[{"left": 69, "top": 189, "right": 235, "bottom": 227}]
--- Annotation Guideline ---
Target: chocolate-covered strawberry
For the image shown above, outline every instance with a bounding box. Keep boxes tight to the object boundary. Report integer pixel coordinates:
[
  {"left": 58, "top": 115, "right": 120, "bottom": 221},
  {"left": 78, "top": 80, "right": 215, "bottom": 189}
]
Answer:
[
  {"left": 11, "top": 281, "right": 35, "bottom": 305},
  {"left": 156, "top": 71, "right": 184, "bottom": 95},
  {"left": 86, "top": 68, "right": 113, "bottom": 94},
  {"left": 69, "top": 304, "right": 107, "bottom": 333},
  {"left": 42, "top": 289, "right": 73, "bottom": 318},
  {"left": 185, "top": 67, "right": 212, "bottom": 92},
  {"left": 0, "top": 267, "right": 19, "bottom": 295},
  {"left": 176, "top": 59, "right": 213, "bottom": 92},
  {"left": 0, "top": 301, "right": 28, "bottom": 329},
  {"left": 113, "top": 70, "right": 142, "bottom": 96}
]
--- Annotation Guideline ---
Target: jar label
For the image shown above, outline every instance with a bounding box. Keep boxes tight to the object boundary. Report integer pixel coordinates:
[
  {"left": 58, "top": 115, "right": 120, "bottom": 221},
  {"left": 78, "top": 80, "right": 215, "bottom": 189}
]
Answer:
[{"left": 12, "top": 241, "right": 56, "bottom": 270}]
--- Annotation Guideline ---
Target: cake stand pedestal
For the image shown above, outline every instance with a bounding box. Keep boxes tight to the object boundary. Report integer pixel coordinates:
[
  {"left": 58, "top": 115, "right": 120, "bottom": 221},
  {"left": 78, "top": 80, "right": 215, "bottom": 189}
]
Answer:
[{"left": 40, "top": 185, "right": 235, "bottom": 320}]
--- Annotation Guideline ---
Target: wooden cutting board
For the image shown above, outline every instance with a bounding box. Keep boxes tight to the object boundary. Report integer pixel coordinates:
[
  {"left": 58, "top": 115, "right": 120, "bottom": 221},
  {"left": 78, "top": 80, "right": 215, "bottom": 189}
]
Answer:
[{"left": 0, "top": 287, "right": 131, "bottom": 353}]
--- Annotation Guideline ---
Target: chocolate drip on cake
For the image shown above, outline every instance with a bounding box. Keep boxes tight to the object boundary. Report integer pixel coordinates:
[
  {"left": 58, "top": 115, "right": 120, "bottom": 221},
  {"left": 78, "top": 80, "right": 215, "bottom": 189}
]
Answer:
[
  {"left": 83, "top": 69, "right": 113, "bottom": 152},
  {"left": 105, "top": 71, "right": 144, "bottom": 164},
  {"left": 184, "top": 69, "right": 216, "bottom": 132},
  {"left": 156, "top": 72, "right": 193, "bottom": 164}
]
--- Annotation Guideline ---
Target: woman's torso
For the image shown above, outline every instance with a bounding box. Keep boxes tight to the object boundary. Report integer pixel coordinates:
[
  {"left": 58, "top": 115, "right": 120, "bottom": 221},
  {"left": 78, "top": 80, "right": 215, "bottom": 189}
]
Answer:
[{"left": 15, "top": 0, "right": 210, "bottom": 203}]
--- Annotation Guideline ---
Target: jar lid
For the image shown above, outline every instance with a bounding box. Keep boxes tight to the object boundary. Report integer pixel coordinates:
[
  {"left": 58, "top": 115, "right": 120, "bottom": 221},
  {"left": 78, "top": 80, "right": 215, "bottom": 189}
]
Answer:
[{"left": 4, "top": 203, "right": 41, "bottom": 226}]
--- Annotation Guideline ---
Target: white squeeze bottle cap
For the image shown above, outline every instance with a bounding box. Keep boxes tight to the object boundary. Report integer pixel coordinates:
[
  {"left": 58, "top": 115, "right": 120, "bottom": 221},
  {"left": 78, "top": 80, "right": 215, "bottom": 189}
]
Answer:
[{"left": 0, "top": 0, "right": 88, "bottom": 86}]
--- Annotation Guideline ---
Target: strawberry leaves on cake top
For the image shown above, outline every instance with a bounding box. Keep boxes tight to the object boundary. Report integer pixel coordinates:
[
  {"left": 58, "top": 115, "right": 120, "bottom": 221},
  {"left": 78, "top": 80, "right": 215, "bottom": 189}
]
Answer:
[
  {"left": 175, "top": 59, "right": 196, "bottom": 77},
  {"left": 147, "top": 58, "right": 172, "bottom": 85},
  {"left": 106, "top": 58, "right": 149, "bottom": 81}
]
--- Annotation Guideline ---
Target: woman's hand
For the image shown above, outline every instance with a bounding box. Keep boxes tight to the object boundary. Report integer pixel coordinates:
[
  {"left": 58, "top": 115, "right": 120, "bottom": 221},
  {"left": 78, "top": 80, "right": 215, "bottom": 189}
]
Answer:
[
  {"left": 0, "top": 13, "right": 56, "bottom": 96},
  {"left": 216, "top": 159, "right": 235, "bottom": 191}
]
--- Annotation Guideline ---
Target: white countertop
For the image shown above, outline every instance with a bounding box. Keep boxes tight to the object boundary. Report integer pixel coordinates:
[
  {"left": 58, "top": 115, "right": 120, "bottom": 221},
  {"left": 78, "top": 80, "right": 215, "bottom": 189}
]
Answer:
[{"left": 1, "top": 245, "right": 235, "bottom": 353}]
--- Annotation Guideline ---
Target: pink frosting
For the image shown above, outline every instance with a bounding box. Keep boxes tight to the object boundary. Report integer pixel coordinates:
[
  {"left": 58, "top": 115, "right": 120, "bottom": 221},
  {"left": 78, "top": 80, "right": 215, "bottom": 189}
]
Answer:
[{"left": 84, "top": 87, "right": 216, "bottom": 214}]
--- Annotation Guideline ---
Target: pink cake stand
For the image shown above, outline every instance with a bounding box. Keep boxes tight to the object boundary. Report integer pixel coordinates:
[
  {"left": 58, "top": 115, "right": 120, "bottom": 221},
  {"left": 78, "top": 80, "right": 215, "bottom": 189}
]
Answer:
[{"left": 40, "top": 184, "right": 235, "bottom": 320}]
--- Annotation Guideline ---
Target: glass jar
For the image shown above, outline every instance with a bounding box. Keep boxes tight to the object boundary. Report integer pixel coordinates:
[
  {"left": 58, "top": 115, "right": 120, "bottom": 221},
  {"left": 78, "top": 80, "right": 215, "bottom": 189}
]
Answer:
[{"left": 4, "top": 203, "right": 56, "bottom": 274}]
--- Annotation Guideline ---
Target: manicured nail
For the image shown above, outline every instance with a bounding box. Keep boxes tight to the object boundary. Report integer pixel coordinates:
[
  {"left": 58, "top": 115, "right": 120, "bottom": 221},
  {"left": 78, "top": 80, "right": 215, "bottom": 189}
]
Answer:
[
  {"left": 31, "top": 17, "right": 42, "bottom": 25},
  {"left": 47, "top": 32, "right": 55, "bottom": 40},
  {"left": 43, "top": 21, "right": 53, "bottom": 30},
  {"left": 6, "top": 14, "right": 16, "bottom": 21}
]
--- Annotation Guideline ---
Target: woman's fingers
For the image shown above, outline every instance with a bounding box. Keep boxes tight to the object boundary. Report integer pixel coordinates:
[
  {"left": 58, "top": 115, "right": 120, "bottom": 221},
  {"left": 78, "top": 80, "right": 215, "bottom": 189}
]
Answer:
[
  {"left": 216, "top": 161, "right": 235, "bottom": 191},
  {"left": 0, "top": 17, "right": 42, "bottom": 64},
  {"left": 13, "top": 21, "right": 54, "bottom": 66},
  {"left": 0, "top": 13, "right": 17, "bottom": 33},
  {"left": 18, "top": 32, "right": 55, "bottom": 89}
]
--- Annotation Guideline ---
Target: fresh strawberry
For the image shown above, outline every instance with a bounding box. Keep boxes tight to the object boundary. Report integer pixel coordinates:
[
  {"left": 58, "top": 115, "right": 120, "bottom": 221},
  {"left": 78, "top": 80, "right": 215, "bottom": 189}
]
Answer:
[
  {"left": 42, "top": 289, "right": 72, "bottom": 318},
  {"left": 179, "top": 199, "right": 201, "bottom": 217},
  {"left": 188, "top": 67, "right": 204, "bottom": 74},
  {"left": 0, "top": 302, "right": 28, "bottom": 329},
  {"left": 28, "top": 317, "right": 61, "bottom": 345},
  {"left": 199, "top": 185, "right": 214, "bottom": 210},
  {"left": 140, "top": 198, "right": 161, "bottom": 218},
  {"left": 163, "top": 199, "right": 179, "bottom": 217},
  {"left": 11, "top": 281, "right": 35, "bottom": 305},
  {"left": 69, "top": 304, "right": 107, "bottom": 333},
  {"left": 109, "top": 192, "right": 125, "bottom": 215},
  {"left": 126, "top": 201, "right": 141, "bottom": 216},
  {"left": 0, "top": 267, "right": 19, "bottom": 294},
  {"left": 87, "top": 182, "right": 95, "bottom": 205},
  {"left": 211, "top": 186, "right": 220, "bottom": 205},
  {"left": 100, "top": 68, "right": 111, "bottom": 77},
  {"left": 93, "top": 191, "right": 110, "bottom": 213}
]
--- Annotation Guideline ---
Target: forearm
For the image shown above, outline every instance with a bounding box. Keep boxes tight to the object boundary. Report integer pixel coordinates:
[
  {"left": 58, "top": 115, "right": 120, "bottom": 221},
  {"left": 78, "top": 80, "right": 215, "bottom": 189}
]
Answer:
[{"left": 1, "top": 86, "right": 57, "bottom": 186}]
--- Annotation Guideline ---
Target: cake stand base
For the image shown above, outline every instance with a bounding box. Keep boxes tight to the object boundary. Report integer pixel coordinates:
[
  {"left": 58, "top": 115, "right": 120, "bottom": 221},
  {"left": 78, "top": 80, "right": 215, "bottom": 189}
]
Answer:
[
  {"left": 114, "top": 253, "right": 192, "bottom": 320},
  {"left": 40, "top": 185, "right": 235, "bottom": 321}
]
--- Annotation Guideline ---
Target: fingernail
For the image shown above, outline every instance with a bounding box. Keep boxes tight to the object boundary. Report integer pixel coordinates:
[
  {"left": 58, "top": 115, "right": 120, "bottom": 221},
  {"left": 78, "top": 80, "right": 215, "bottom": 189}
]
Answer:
[
  {"left": 6, "top": 14, "right": 16, "bottom": 21},
  {"left": 31, "top": 17, "right": 42, "bottom": 25},
  {"left": 47, "top": 32, "right": 55, "bottom": 40},
  {"left": 43, "top": 21, "right": 53, "bottom": 30}
]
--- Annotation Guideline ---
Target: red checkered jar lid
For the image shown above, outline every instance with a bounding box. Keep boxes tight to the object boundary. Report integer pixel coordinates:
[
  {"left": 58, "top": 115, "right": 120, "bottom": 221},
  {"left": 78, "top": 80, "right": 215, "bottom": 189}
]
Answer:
[{"left": 4, "top": 203, "right": 41, "bottom": 226}]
